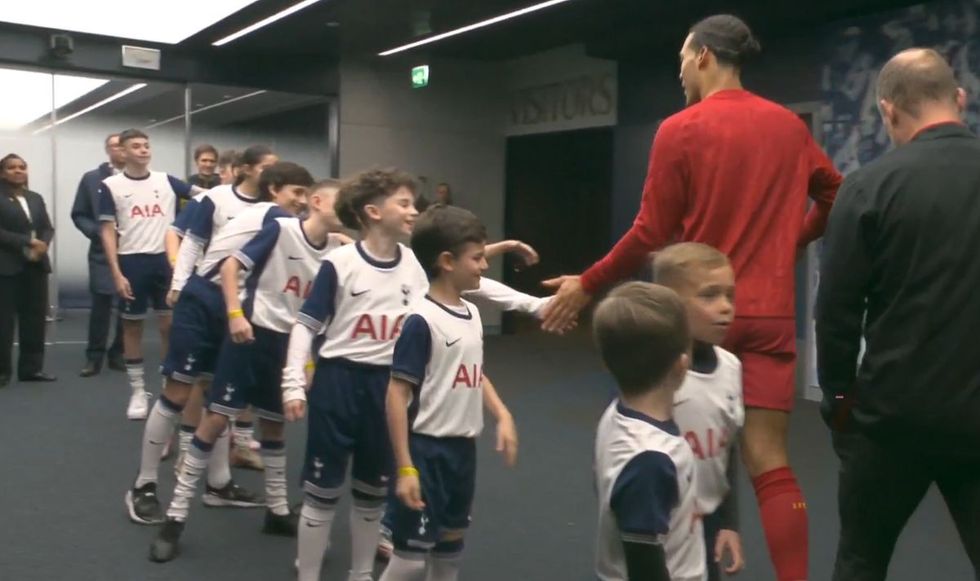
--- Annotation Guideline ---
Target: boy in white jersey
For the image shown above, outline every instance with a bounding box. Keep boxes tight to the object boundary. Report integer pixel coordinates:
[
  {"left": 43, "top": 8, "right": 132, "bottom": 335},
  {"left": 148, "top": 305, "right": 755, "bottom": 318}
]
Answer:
[
  {"left": 593, "top": 282, "right": 705, "bottom": 581},
  {"left": 166, "top": 145, "right": 278, "bottom": 471},
  {"left": 99, "top": 128, "right": 197, "bottom": 421},
  {"left": 378, "top": 204, "right": 517, "bottom": 581},
  {"left": 652, "top": 243, "right": 745, "bottom": 580},
  {"left": 124, "top": 162, "right": 308, "bottom": 526},
  {"left": 281, "top": 169, "right": 554, "bottom": 581},
  {"left": 149, "top": 180, "right": 350, "bottom": 562}
]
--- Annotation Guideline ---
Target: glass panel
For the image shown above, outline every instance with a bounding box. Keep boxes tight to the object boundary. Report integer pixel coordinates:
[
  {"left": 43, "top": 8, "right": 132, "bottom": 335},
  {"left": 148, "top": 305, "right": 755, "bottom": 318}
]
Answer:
[
  {"left": 187, "top": 83, "right": 332, "bottom": 185},
  {"left": 53, "top": 78, "right": 187, "bottom": 307}
]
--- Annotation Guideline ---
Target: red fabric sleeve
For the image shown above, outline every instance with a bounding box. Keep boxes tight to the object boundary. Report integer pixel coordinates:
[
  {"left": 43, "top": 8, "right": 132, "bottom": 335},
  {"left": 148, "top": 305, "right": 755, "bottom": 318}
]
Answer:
[
  {"left": 798, "top": 134, "right": 842, "bottom": 247},
  {"left": 581, "top": 120, "right": 689, "bottom": 295}
]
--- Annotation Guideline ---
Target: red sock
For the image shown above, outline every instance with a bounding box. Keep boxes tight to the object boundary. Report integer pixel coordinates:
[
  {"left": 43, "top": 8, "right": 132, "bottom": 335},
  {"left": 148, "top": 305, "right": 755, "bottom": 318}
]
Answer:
[{"left": 752, "top": 467, "right": 809, "bottom": 581}]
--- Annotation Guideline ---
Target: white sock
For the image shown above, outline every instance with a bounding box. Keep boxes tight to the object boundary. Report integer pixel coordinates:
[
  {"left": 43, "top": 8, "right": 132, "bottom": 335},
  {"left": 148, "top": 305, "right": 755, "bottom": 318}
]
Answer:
[
  {"left": 206, "top": 427, "right": 232, "bottom": 489},
  {"left": 379, "top": 553, "right": 426, "bottom": 581},
  {"left": 427, "top": 551, "right": 462, "bottom": 581},
  {"left": 233, "top": 421, "right": 254, "bottom": 447},
  {"left": 126, "top": 360, "right": 145, "bottom": 393},
  {"left": 134, "top": 397, "right": 181, "bottom": 488},
  {"left": 178, "top": 426, "right": 194, "bottom": 457},
  {"left": 166, "top": 438, "right": 212, "bottom": 522},
  {"left": 261, "top": 441, "right": 289, "bottom": 516},
  {"left": 297, "top": 500, "right": 337, "bottom": 581},
  {"left": 349, "top": 502, "right": 385, "bottom": 581}
]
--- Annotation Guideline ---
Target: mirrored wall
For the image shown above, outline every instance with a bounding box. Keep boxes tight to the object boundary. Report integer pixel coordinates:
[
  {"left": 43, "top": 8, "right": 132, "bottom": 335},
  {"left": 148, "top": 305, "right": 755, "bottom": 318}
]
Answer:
[{"left": 0, "top": 64, "right": 335, "bottom": 308}]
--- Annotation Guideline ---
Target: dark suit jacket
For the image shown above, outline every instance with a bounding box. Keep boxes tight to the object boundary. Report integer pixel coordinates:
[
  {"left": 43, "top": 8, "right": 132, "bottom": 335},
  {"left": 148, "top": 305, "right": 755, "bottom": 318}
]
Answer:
[
  {"left": 71, "top": 162, "right": 115, "bottom": 294},
  {"left": 0, "top": 189, "right": 54, "bottom": 276}
]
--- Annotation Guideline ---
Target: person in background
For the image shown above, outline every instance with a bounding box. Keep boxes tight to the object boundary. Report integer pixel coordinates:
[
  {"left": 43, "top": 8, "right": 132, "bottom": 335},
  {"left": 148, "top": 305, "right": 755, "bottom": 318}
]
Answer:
[
  {"left": 216, "top": 150, "right": 240, "bottom": 186},
  {"left": 188, "top": 144, "right": 220, "bottom": 191},
  {"left": 72, "top": 133, "right": 127, "bottom": 377},
  {"left": 0, "top": 153, "right": 56, "bottom": 386},
  {"left": 433, "top": 182, "right": 454, "bottom": 205}
]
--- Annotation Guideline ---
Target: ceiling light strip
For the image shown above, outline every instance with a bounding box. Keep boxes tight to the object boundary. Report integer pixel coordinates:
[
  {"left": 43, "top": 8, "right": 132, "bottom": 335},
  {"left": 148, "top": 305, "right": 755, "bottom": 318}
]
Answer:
[
  {"left": 33, "top": 83, "right": 147, "bottom": 134},
  {"left": 145, "top": 90, "right": 267, "bottom": 129},
  {"left": 212, "top": 0, "right": 323, "bottom": 46},
  {"left": 378, "top": 0, "right": 575, "bottom": 56}
]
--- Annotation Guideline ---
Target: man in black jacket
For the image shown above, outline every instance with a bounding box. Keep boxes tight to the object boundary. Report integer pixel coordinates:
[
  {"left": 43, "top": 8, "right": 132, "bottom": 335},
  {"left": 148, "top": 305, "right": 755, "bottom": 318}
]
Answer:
[
  {"left": 817, "top": 48, "right": 980, "bottom": 580},
  {"left": 71, "top": 133, "right": 126, "bottom": 377}
]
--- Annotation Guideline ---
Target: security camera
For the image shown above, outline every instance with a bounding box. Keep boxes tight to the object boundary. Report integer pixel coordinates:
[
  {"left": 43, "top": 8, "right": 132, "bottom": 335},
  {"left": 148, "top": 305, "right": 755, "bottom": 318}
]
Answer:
[{"left": 49, "top": 34, "right": 74, "bottom": 59}]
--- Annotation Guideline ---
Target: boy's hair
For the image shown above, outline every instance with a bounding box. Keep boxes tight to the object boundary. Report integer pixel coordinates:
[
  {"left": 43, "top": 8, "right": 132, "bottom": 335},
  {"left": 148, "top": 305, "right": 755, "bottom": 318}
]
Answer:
[
  {"left": 257, "top": 161, "right": 313, "bottom": 201},
  {"left": 193, "top": 143, "right": 218, "bottom": 161},
  {"left": 119, "top": 128, "right": 148, "bottom": 145},
  {"left": 652, "top": 242, "right": 731, "bottom": 290},
  {"left": 311, "top": 178, "right": 341, "bottom": 193},
  {"left": 335, "top": 168, "right": 417, "bottom": 231},
  {"left": 217, "top": 149, "right": 240, "bottom": 168},
  {"left": 411, "top": 204, "right": 487, "bottom": 280},
  {"left": 592, "top": 282, "right": 690, "bottom": 395}
]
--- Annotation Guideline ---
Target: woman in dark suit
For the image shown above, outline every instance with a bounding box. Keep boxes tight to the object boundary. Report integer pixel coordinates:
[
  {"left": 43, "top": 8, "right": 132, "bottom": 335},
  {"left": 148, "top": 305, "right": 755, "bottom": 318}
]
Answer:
[{"left": 0, "top": 153, "right": 56, "bottom": 386}]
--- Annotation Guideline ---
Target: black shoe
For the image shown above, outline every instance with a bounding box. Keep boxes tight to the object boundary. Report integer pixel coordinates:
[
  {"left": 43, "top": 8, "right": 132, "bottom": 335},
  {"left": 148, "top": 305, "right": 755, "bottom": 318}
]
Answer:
[
  {"left": 149, "top": 519, "right": 185, "bottom": 563},
  {"left": 201, "top": 480, "right": 264, "bottom": 508},
  {"left": 19, "top": 372, "right": 56, "bottom": 382},
  {"left": 79, "top": 361, "right": 102, "bottom": 377},
  {"left": 107, "top": 355, "right": 126, "bottom": 372},
  {"left": 126, "top": 482, "right": 165, "bottom": 525},
  {"left": 262, "top": 508, "right": 300, "bottom": 537}
]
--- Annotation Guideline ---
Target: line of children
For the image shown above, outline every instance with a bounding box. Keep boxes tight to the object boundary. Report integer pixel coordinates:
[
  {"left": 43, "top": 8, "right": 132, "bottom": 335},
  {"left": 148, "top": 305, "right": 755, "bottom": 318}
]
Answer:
[
  {"left": 280, "top": 169, "right": 556, "bottom": 581},
  {"left": 125, "top": 161, "right": 311, "bottom": 525},
  {"left": 149, "top": 179, "right": 351, "bottom": 562}
]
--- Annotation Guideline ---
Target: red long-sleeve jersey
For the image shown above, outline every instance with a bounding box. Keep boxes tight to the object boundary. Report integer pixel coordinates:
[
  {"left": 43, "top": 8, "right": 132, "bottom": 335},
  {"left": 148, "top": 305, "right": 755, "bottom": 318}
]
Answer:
[{"left": 581, "top": 90, "right": 841, "bottom": 317}]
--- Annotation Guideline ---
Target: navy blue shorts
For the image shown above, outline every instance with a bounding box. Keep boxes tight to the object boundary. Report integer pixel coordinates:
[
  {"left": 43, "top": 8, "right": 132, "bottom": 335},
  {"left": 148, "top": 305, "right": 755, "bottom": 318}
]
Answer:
[
  {"left": 208, "top": 325, "right": 289, "bottom": 421},
  {"left": 118, "top": 253, "right": 170, "bottom": 320},
  {"left": 160, "top": 276, "right": 225, "bottom": 382},
  {"left": 384, "top": 434, "right": 477, "bottom": 551},
  {"left": 302, "top": 358, "right": 392, "bottom": 502}
]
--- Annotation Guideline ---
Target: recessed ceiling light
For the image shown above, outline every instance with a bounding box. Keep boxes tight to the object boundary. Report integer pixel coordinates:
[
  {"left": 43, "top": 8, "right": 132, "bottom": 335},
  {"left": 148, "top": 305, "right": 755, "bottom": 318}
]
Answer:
[
  {"left": 379, "top": 0, "right": 575, "bottom": 56},
  {"left": 212, "top": 0, "right": 324, "bottom": 46},
  {"left": 325, "top": 21, "right": 340, "bottom": 28},
  {"left": 0, "top": 1, "right": 262, "bottom": 44}
]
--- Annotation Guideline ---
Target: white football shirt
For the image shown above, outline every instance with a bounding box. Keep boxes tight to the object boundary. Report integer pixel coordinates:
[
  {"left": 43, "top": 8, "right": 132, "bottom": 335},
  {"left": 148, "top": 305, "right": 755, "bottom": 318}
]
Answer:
[
  {"left": 98, "top": 171, "right": 192, "bottom": 254},
  {"left": 595, "top": 401, "right": 706, "bottom": 581},
  {"left": 391, "top": 296, "right": 485, "bottom": 438}
]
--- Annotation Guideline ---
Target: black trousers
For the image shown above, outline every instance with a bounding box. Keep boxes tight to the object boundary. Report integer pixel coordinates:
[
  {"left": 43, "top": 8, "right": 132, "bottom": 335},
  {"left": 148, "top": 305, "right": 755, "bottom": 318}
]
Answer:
[
  {"left": 0, "top": 267, "right": 48, "bottom": 378},
  {"left": 832, "top": 430, "right": 980, "bottom": 581},
  {"left": 86, "top": 292, "right": 123, "bottom": 364}
]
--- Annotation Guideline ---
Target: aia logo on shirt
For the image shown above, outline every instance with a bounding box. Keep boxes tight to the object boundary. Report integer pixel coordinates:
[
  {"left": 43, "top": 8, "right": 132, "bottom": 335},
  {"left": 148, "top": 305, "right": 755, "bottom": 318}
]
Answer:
[
  {"left": 282, "top": 276, "right": 313, "bottom": 299},
  {"left": 350, "top": 314, "right": 405, "bottom": 341},
  {"left": 130, "top": 204, "right": 164, "bottom": 219},
  {"left": 452, "top": 363, "right": 482, "bottom": 389},
  {"left": 684, "top": 427, "right": 731, "bottom": 460}
]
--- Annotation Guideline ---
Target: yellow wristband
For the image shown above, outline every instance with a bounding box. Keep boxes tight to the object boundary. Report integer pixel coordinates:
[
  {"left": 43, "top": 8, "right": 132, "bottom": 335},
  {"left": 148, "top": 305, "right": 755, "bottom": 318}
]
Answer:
[
  {"left": 227, "top": 308, "right": 245, "bottom": 319},
  {"left": 398, "top": 466, "right": 419, "bottom": 478},
  {"left": 304, "top": 360, "right": 315, "bottom": 371},
  {"left": 169, "top": 256, "right": 177, "bottom": 266}
]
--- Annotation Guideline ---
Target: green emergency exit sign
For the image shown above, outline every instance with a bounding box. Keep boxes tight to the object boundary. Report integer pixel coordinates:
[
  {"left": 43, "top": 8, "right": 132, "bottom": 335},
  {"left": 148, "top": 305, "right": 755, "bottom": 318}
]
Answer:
[{"left": 412, "top": 65, "right": 429, "bottom": 88}]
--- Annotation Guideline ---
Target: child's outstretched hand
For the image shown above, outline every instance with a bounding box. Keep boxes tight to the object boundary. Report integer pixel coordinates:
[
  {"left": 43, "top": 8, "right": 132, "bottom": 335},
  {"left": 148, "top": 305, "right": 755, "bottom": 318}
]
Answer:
[
  {"left": 396, "top": 470, "right": 425, "bottom": 511},
  {"left": 496, "top": 415, "right": 519, "bottom": 467},
  {"left": 715, "top": 529, "right": 745, "bottom": 574}
]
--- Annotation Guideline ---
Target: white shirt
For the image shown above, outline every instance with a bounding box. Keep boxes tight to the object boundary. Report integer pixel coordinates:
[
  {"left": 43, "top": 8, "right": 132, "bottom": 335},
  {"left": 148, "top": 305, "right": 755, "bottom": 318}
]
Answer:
[
  {"left": 14, "top": 195, "right": 34, "bottom": 239},
  {"left": 595, "top": 401, "right": 706, "bottom": 581},
  {"left": 234, "top": 217, "right": 345, "bottom": 334},
  {"left": 672, "top": 347, "right": 744, "bottom": 514},
  {"left": 98, "top": 171, "right": 192, "bottom": 255},
  {"left": 194, "top": 203, "right": 283, "bottom": 284},
  {"left": 391, "top": 296, "right": 485, "bottom": 438}
]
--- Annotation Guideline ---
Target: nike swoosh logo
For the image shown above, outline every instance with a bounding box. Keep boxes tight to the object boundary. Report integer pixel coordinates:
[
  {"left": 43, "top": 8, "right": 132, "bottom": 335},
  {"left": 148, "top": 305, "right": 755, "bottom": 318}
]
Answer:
[
  {"left": 149, "top": 440, "right": 166, "bottom": 445},
  {"left": 351, "top": 289, "right": 370, "bottom": 297},
  {"left": 287, "top": 256, "right": 303, "bottom": 260},
  {"left": 445, "top": 338, "right": 461, "bottom": 347},
  {"left": 305, "top": 521, "right": 325, "bottom": 528},
  {"left": 674, "top": 399, "right": 690, "bottom": 406}
]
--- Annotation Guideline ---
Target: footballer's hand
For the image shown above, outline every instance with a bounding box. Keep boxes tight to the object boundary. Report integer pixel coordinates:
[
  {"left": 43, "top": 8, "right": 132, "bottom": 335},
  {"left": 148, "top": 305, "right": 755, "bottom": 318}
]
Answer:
[
  {"left": 115, "top": 275, "right": 135, "bottom": 301},
  {"left": 496, "top": 415, "right": 519, "bottom": 467},
  {"left": 166, "top": 289, "right": 180, "bottom": 308}
]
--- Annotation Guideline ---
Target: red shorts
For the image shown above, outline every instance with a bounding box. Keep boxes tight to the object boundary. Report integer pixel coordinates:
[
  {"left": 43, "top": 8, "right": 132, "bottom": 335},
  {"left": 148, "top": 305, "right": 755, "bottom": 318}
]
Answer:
[{"left": 722, "top": 317, "right": 797, "bottom": 412}]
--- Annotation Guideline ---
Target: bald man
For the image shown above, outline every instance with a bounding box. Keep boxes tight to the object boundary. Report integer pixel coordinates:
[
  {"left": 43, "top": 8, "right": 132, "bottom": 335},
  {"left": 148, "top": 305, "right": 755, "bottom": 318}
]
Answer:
[{"left": 817, "top": 48, "right": 980, "bottom": 580}]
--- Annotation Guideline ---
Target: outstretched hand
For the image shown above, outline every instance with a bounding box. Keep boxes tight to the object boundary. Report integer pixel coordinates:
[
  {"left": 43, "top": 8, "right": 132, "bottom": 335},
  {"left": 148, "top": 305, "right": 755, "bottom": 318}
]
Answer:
[{"left": 540, "top": 275, "right": 591, "bottom": 333}]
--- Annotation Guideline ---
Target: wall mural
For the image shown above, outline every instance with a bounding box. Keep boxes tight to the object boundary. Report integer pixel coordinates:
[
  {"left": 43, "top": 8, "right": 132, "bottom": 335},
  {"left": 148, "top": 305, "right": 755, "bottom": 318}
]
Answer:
[{"left": 821, "top": 0, "right": 980, "bottom": 172}]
